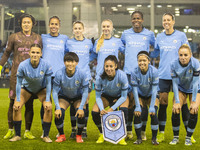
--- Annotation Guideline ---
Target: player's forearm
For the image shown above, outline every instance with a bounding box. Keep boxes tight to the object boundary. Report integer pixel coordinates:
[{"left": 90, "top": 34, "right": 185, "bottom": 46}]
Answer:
[
  {"left": 96, "top": 90, "right": 104, "bottom": 111},
  {"left": 0, "top": 50, "right": 12, "bottom": 66},
  {"left": 111, "top": 90, "right": 127, "bottom": 110},
  {"left": 52, "top": 84, "right": 60, "bottom": 110},
  {"left": 150, "top": 85, "right": 157, "bottom": 111},
  {"left": 16, "top": 77, "right": 23, "bottom": 102},
  {"left": 192, "top": 76, "right": 199, "bottom": 102},
  {"left": 172, "top": 77, "right": 180, "bottom": 103},
  {"left": 45, "top": 76, "right": 51, "bottom": 102},
  {"left": 79, "top": 86, "right": 88, "bottom": 110},
  {"left": 132, "top": 86, "right": 141, "bottom": 112}
]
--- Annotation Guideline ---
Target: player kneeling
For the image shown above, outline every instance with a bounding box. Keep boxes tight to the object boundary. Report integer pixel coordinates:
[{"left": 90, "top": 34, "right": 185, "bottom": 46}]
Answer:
[
  {"left": 92, "top": 55, "right": 129, "bottom": 146},
  {"left": 53, "top": 52, "right": 88, "bottom": 143},
  {"left": 10, "top": 44, "right": 53, "bottom": 143},
  {"left": 169, "top": 44, "right": 199, "bottom": 146},
  {"left": 131, "top": 51, "right": 159, "bottom": 145}
]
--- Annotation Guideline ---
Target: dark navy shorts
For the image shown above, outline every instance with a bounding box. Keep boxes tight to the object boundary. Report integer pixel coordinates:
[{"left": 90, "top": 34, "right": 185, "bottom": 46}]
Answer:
[
  {"left": 101, "top": 93, "right": 120, "bottom": 109},
  {"left": 22, "top": 86, "right": 45, "bottom": 99},
  {"left": 58, "top": 95, "right": 82, "bottom": 104},
  {"left": 139, "top": 94, "right": 151, "bottom": 100},
  {"left": 158, "top": 79, "right": 172, "bottom": 93}
]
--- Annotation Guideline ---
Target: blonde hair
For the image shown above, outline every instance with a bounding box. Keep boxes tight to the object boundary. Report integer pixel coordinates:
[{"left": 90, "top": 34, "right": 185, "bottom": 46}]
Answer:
[
  {"left": 179, "top": 44, "right": 192, "bottom": 54},
  {"left": 96, "top": 19, "right": 113, "bottom": 53}
]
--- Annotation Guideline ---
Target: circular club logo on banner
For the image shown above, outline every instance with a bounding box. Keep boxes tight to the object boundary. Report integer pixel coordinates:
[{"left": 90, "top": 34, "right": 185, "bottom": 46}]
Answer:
[{"left": 105, "top": 115, "right": 121, "bottom": 131}]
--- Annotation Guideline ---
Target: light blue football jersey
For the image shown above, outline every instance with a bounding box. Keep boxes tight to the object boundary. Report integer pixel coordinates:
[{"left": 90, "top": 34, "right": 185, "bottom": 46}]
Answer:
[
  {"left": 171, "top": 57, "right": 200, "bottom": 93},
  {"left": 93, "top": 37, "right": 124, "bottom": 75},
  {"left": 53, "top": 67, "right": 89, "bottom": 98},
  {"left": 65, "top": 38, "right": 93, "bottom": 80},
  {"left": 17, "top": 58, "right": 53, "bottom": 93},
  {"left": 95, "top": 70, "right": 128, "bottom": 97},
  {"left": 121, "top": 27, "right": 155, "bottom": 74},
  {"left": 42, "top": 34, "right": 68, "bottom": 76},
  {"left": 152, "top": 30, "right": 189, "bottom": 79},
  {"left": 131, "top": 65, "right": 159, "bottom": 97}
]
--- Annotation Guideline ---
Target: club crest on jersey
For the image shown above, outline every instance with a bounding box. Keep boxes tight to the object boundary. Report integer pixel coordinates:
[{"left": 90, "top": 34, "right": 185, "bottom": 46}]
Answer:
[
  {"left": 173, "top": 40, "right": 177, "bottom": 43},
  {"left": 105, "top": 114, "right": 121, "bottom": 131},
  {"left": 117, "top": 83, "right": 121, "bottom": 87},
  {"left": 60, "top": 40, "right": 64, "bottom": 43},
  {"left": 188, "top": 69, "right": 192, "bottom": 73},
  {"left": 40, "top": 71, "right": 44, "bottom": 75},
  {"left": 112, "top": 43, "right": 116, "bottom": 46},
  {"left": 75, "top": 80, "right": 80, "bottom": 84},
  {"left": 85, "top": 45, "right": 88, "bottom": 48},
  {"left": 143, "top": 36, "right": 147, "bottom": 40}
]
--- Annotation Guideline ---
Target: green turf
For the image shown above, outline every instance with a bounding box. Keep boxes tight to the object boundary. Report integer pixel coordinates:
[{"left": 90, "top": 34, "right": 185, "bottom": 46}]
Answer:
[{"left": 0, "top": 89, "right": 200, "bottom": 150}]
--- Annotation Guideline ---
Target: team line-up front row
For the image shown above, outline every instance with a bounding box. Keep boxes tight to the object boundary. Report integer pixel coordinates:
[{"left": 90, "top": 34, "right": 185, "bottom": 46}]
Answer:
[
  {"left": 9, "top": 44, "right": 200, "bottom": 146},
  {"left": 1, "top": 11, "right": 199, "bottom": 146}
]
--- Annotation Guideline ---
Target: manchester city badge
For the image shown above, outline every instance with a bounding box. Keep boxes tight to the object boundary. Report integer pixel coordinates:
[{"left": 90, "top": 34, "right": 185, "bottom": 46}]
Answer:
[{"left": 102, "top": 110, "right": 127, "bottom": 144}]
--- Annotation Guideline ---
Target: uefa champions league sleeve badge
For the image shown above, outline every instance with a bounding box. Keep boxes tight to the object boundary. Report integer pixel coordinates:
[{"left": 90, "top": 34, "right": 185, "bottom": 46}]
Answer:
[{"left": 101, "top": 110, "right": 127, "bottom": 144}]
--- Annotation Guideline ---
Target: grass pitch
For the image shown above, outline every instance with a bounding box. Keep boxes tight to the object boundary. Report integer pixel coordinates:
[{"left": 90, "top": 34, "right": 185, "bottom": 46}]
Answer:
[{"left": 0, "top": 89, "right": 200, "bottom": 150}]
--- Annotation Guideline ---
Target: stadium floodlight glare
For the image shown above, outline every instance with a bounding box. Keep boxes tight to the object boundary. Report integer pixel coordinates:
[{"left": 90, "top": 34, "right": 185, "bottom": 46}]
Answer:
[
  {"left": 129, "top": 10, "right": 134, "bottom": 14},
  {"left": 167, "top": 5, "right": 172, "bottom": 7},
  {"left": 127, "top": 8, "right": 135, "bottom": 11},
  {"left": 117, "top": 5, "right": 122, "bottom": 7},
  {"left": 157, "top": 5, "right": 162, "bottom": 8},
  {"left": 111, "top": 7, "right": 117, "bottom": 9},
  {"left": 175, "top": 10, "right": 180, "bottom": 14},
  {"left": 73, "top": 7, "right": 77, "bottom": 11}
]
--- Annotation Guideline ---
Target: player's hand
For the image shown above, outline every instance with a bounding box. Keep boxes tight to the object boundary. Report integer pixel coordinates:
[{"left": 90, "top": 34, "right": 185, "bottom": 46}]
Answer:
[
  {"left": 43, "top": 101, "right": 52, "bottom": 111},
  {"left": 0, "top": 65, "right": 2, "bottom": 76},
  {"left": 13, "top": 101, "right": 21, "bottom": 111},
  {"left": 190, "top": 102, "right": 199, "bottom": 114},
  {"left": 134, "top": 111, "right": 141, "bottom": 117},
  {"left": 55, "top": 109, "right": 62, "bottom": 119},
  {"left": 100, "top": 109, "right": 108, "bottom": 116},
  {"left": 75, "top": 109, "right": 84, "bottom": 118},
  {"left": 173, "top": 103, "right": 181, "bottom": 114},
  {"left": 149, "top": 107, "right": 155, "bottom": 116},
  {"left": 107, "top": 108, "right": 113, "bottom": 112},
  {"left": 134, "top": 106, "right": 141, "bottom": 117}
]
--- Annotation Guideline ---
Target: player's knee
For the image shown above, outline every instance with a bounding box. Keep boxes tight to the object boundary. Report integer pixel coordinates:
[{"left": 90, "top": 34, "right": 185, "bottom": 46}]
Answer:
[
  {"left": 159, "top": 93, "right": 168, "bottom": 105},
  {"left": 92, "top": 104, "right": 99, "bottom": 112}
]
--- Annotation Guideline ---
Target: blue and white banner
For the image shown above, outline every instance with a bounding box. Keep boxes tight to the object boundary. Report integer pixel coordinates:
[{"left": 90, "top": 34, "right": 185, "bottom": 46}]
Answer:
[{"left": 101, "top": 110, "right": 127, "bottom": 144}]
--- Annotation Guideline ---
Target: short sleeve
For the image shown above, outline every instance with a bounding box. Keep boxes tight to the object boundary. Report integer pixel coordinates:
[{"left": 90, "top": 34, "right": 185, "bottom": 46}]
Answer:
[
  {"left": 93, "top": 40, "right": 98, "bottom": 53},
  {"left": 121, "top": 32, "right": 126, "bottom": 45},
  {"left": 118, "top": 39, "right": 125, "bottom": 53},
  {"left": 154, "top": 36, "right": 160, "bottom": 51},
  {"left": 150, "top": 32, "right": 156, "bottom": 47},
  {"left": 181, "top": 32, "right": 189, "bottom": 46}
]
